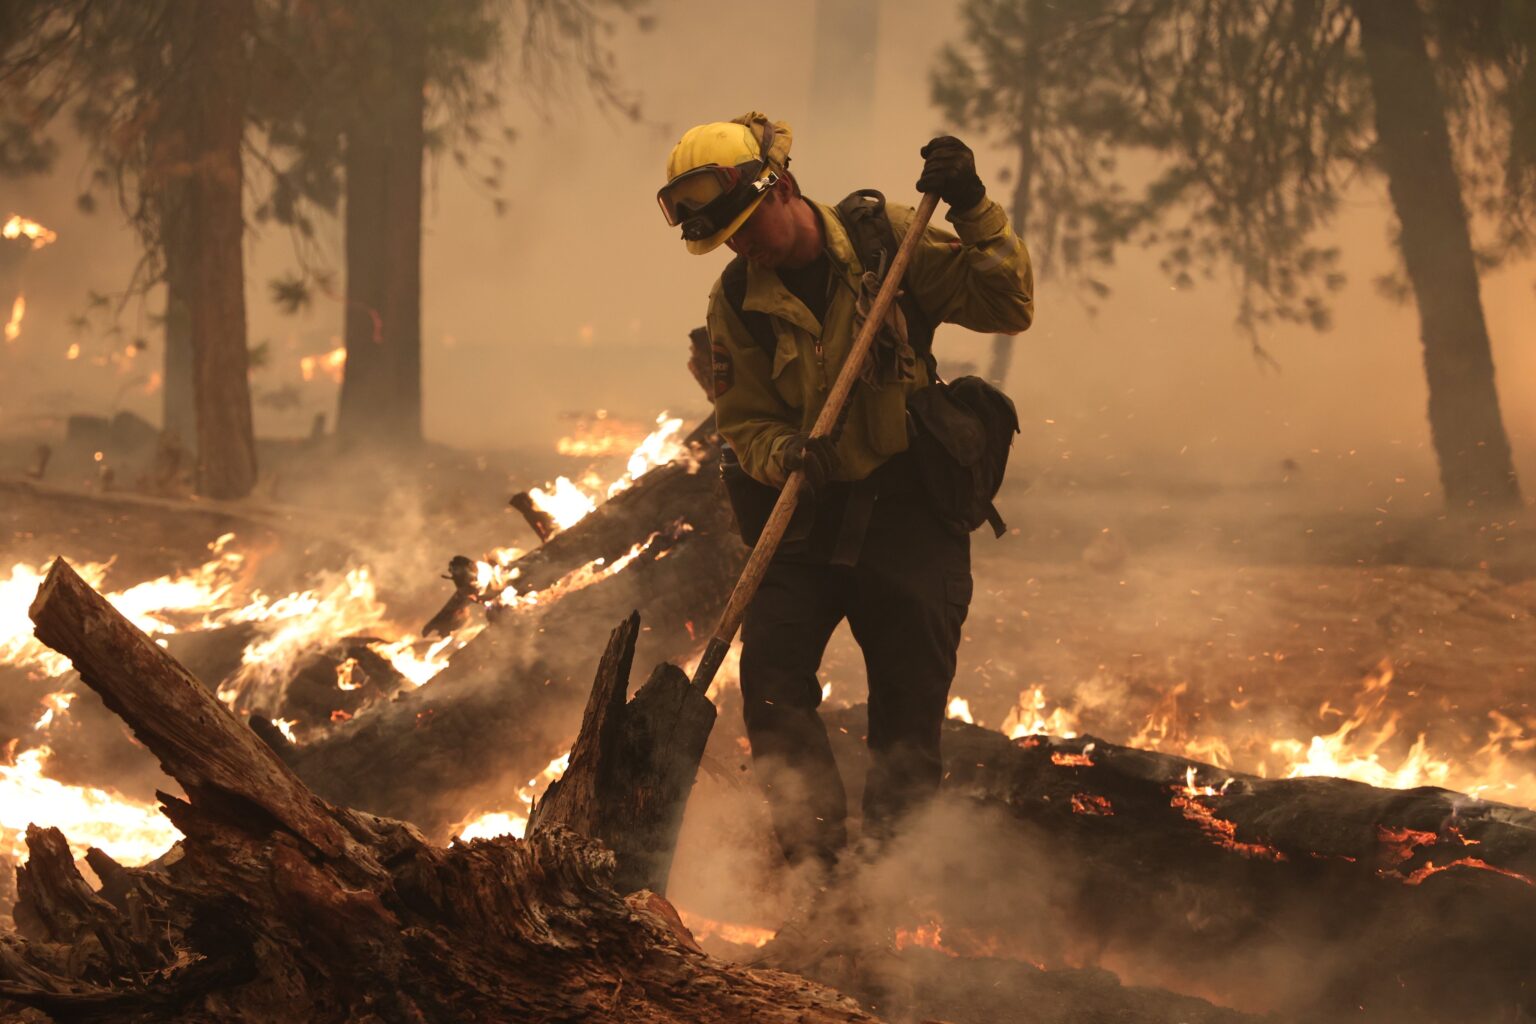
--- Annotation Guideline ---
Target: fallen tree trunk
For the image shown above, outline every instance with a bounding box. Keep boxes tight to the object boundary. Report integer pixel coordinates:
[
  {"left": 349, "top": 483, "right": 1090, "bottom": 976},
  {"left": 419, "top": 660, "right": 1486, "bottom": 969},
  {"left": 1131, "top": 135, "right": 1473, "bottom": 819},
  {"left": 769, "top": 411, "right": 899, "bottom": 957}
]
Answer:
[
  {"left": 283, "top": 435, "right": 744, "bottom": 837},
  {"left": 0, "top": 558, "right": 877, "bottom": 1023},
  {"left": 822, "top": 706, "right": 1536, "bottom": 1024},
  {"left": 529, "top": 612, "right": 716, "bottom": 895}
]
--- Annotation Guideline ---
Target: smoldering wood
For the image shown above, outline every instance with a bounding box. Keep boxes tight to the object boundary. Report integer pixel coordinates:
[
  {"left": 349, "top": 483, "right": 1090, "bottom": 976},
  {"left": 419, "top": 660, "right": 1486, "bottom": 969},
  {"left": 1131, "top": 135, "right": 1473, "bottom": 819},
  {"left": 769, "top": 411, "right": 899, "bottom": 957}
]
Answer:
[
  {"left": 507, "top": 491, "right": 558, "bottom": 543},
  {"left": 529, "top": 613, "right": 716, "bottom": 895},
  {"left": 0, "top": 558, "right": 881, "bottom": 1024},
  {"left": 822, "top": 705, "right": 1536, "bottom": 1024},
  {"left": 284, "top": 434, "right": 744, "bottom": 837}
]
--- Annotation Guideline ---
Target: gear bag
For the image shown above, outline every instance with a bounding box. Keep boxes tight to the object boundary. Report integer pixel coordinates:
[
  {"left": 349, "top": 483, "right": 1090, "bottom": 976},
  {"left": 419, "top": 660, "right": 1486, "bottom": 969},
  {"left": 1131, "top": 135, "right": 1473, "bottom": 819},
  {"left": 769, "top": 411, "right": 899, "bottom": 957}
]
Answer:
[{"left": 716, "top": 189, "right": 1018, "bottom": 544}]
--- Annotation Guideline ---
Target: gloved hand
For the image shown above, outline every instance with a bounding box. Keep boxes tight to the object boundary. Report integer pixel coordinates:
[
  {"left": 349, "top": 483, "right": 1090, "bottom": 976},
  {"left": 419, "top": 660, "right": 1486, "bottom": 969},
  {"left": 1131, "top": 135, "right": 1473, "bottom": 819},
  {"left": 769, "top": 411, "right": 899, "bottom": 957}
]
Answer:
[
  {"left": 781, "top": 433, "right": 838, "bottom": 493},
  {"left": 916, "top": 136, "right": 986, "bottom": 212}
]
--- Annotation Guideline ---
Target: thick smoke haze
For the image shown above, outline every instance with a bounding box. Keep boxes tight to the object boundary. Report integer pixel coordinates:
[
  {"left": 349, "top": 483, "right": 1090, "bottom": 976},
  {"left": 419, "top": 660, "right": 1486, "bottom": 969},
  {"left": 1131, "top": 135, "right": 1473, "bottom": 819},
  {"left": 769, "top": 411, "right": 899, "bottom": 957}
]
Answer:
[{"left": 3, "top": 0, "right": 1531, "bottom": 496}]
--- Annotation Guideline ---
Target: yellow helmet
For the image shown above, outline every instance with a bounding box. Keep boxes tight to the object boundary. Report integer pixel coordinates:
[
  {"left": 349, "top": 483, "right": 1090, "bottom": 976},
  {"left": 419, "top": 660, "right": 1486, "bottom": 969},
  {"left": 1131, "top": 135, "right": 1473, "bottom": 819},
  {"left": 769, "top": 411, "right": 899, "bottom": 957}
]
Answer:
[{"left": 659, "top": 113, "right": 793, "bottom": 255}]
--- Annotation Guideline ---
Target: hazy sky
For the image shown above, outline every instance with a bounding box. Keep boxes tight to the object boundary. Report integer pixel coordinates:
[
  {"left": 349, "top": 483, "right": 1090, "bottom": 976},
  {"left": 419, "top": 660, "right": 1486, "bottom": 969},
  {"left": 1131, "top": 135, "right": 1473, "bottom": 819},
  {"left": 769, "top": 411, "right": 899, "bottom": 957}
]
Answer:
[{"left": 3, "top": 0, "right": 1533, "bottom": 492}]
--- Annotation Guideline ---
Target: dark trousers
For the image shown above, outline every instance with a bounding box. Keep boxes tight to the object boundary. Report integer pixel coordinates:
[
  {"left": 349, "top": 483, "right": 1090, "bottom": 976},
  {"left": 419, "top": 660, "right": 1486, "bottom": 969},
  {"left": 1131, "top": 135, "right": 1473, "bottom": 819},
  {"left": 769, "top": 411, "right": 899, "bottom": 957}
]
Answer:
[{"left": 740, "top": 492, "right": 971, "bottom": 868}]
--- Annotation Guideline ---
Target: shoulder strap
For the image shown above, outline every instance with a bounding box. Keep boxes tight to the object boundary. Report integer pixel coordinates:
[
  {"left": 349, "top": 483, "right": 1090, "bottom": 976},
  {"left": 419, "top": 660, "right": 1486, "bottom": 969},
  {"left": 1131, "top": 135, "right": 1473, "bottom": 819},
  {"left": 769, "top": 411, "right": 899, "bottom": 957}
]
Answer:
[
  {"left": 720, "top": 255, "right": 778, "bottom": 359},
  {"left": 834, "top": 190, "right": 939, "bottom": 382}
]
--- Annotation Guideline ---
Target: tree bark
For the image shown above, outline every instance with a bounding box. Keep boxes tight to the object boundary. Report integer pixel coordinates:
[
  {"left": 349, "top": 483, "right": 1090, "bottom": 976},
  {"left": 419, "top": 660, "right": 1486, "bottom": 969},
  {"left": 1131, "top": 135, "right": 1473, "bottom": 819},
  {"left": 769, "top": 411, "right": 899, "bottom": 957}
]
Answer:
[
  {"left": 336, "top": 5, "right": 426, "bottom": 448},
  {"left": 160, "top": 208, "right": 197, "bottom": 451},
  {"left": 984, "top": 0, "right": 1042, "bottom": 387},
  {"left": 0, "top": 558, "right": 881, "bottom": 1023},
  {"left": 1353, "top": 0, "right": 1521, "bottom": 511},
  {"left": 180, "top": 0, "right": 258, "bottom": 499}
]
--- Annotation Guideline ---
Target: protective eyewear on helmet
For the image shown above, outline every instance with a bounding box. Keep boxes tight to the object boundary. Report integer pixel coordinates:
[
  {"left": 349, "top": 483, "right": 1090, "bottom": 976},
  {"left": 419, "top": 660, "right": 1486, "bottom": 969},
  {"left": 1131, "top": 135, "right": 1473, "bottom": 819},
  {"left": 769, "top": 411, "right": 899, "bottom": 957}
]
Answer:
[{"left": 657, "top": 161, "right": 779, "bottom": 242}]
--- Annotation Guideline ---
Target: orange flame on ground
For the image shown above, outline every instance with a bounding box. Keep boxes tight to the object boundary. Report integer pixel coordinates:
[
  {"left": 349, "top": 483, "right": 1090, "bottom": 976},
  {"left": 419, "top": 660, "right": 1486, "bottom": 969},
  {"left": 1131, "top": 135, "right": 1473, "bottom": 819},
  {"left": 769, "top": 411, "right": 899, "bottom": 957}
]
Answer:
[
  {"left": 3, "top": 214, "right": 58, "bottom": 250},
  {"left": 299, "top": 346, "right": 346, "bottom": 383},
  {"left": 528, "top": 413, "right": 694, "bottom": 535},
  {"left": 453, "top": 751, "right": 572, "bottom": 842},
  {"left": 0, "top": 747, "right": 180, "bottom": 865},
  {"left": 675, "top": 909, "right": 776, "bottom": 949},
  {"left": 4, "top": 294, "right": 23, "bottom": 343}
]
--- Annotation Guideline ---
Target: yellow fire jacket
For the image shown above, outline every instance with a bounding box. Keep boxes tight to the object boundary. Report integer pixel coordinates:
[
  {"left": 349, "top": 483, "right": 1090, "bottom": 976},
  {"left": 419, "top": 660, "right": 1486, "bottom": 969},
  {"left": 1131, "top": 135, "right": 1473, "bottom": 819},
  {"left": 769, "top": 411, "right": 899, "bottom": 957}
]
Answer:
[{"left": 706, "top": 195, "right": 1033, "bottom": 486}]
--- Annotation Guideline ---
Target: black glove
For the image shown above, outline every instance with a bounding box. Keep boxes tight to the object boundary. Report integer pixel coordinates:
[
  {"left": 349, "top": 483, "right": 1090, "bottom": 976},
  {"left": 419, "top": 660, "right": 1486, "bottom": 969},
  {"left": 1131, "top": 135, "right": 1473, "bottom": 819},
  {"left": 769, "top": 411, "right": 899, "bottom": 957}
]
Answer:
[
  {"left": 916, "top": 136, "right": 985, "bottom": 212},
  {"left": 781, "top": 433, "right": 838, "bottom": 493}
]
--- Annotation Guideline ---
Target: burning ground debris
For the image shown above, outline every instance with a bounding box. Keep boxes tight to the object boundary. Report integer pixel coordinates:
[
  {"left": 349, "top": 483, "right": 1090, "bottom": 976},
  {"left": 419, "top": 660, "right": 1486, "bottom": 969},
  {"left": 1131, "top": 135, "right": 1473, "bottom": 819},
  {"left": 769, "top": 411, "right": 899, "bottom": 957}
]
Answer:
[{"left": 3, "top": 409, "right": 1536, "bottom": 1022}]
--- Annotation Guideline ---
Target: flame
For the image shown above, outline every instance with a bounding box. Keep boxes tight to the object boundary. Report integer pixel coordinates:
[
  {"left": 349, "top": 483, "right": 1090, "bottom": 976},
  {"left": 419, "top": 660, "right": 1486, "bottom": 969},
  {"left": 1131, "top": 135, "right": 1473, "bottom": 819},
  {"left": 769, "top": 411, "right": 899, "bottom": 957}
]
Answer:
[
  {"left": 555, "top": 410, "right": 650, "bottom": 458},
  {"left": 1002, "top": 684, "right": 1080, "bottom": 740},
  {"left": 32, "top": 691, "right": 74, "bottom": 731},
  {"left": 527, "top": 413, "right": 694, "bottom": 536},
  {"left": 4, "top": 294, "right": 22, "bottom": 343},
  {"left": 946, "top": 696, "right": 974, "bottom": 724},
  {"left": 299, "top": 346, "right": 346, "bottom": 383},
  {"left": 676, "top": 909, "right": 776, "bottom": 948},
  {"left": 3, "top": 214, "right": 58, "bottom": 250},
  {"left": 453, "top": 751, "right": 572, "bottom": 842},
  {"left": 0, "top": 747, "right": 180, "bottom": 865},
  {"left": 894, "top": 920, "right": 955, "bottom": 956},
  {"left": 526, "top": 477, "right": 598, "bottom": 532},
  {"left": 1269, "top": 659, "right": 1454, "bottom": 791}
]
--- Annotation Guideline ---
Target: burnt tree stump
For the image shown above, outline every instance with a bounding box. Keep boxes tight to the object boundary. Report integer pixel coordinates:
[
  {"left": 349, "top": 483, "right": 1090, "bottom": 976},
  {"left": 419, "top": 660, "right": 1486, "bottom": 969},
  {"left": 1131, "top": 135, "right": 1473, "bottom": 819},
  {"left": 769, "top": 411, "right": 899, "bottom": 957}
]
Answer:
[
  {"left": 530, "top": 612, "right": 716, "bottom": 895},
  {"left": 0, "top": 557, "right": 879, "bottom": 1023}
]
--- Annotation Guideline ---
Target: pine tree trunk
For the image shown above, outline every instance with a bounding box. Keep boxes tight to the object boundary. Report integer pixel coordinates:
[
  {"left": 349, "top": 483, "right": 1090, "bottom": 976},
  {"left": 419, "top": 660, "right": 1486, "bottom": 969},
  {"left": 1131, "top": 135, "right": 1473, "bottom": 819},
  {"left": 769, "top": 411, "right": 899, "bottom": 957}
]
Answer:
[
  {"left": 160, "top": 192, "right": 197, "bottom": 451},
  {"left": 1353, "top": 0, "right": 1521, "bottom": 510},
  {"left": 181, "top": 0, "right": 257, "bottom": 499},
  {"left": 336, "top": 8, "right": 425, "bottom": 449},
  {"left": 985, "top": 0, "right": 1041, "bottom": 387}
]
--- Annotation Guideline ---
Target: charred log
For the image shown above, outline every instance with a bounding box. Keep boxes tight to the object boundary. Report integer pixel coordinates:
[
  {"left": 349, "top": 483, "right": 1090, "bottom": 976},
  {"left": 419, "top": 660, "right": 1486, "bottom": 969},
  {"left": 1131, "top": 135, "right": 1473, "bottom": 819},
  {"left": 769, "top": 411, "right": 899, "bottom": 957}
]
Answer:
[
  {"left": 286, "top": 435, "right": 744, "bottom": 836},
  {"left": 529, "top": 613, "right": 716, "bottom": 895},
  {"left": 823, "top": 706, "right": 1536, "bottom": 1024},
  {"left": 0, "top": 558, "right": 879, "bottom": 1023}
]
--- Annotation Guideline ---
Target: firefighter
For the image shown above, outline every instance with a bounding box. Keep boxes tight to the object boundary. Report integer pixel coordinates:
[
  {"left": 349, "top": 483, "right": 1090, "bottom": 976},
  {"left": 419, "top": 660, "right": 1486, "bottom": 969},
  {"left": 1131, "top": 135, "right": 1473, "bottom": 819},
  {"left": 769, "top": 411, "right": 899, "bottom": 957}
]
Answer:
[{"left": 658, "top": 113, "right": 1032, "bottom": 874}]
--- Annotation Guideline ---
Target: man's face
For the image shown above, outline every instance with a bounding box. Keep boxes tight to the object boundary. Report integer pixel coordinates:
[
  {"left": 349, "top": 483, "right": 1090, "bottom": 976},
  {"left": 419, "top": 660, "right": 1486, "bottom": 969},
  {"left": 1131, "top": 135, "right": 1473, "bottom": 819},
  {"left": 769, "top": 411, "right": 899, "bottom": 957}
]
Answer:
[{"left": 725, "top": 185, "right": 799, "bottom": 268}]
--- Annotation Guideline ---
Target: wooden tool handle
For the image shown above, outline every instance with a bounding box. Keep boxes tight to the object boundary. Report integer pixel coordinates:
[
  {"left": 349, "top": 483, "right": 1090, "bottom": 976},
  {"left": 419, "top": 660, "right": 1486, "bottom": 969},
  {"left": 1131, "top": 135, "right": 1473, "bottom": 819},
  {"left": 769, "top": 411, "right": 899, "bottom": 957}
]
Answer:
[{"left": 691, "top": 191, "right": 942, "bottom": 692}]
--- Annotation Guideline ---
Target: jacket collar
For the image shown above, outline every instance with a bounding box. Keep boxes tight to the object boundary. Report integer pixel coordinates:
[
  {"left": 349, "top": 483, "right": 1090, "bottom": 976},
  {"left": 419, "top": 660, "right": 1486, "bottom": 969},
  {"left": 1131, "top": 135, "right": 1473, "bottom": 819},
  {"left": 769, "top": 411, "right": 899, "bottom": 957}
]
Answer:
[{"left": 741, "top": 199, "right": 860, "bottom": 337}]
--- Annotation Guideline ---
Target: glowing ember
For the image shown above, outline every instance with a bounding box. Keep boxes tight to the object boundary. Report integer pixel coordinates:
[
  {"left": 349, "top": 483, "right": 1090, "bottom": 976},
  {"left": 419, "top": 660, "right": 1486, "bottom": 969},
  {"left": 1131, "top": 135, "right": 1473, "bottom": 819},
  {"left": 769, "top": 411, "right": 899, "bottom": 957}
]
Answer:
[
  {"left": 1071, "top": 792, "right": 1115, "bottom": 816},
  {"left": 1396, "top": 858, "right": 1535, "bottom": 887},
  {"left": 1169, "top": 779, "right": 1286, "bottom": 862},
  {"left": 3, "top": 214, "right": 58, "bottom": 249},
  {"left": 1052, "top": 751, "right": 1095, "bottom": 768},
  {"left": 4, "top": 294, "right": 22, "bottom": 343},
  {"left": 0, "top": 747, "right": 179, "bottom": 865},
  {"left": 299, "top": 346, "right": 347, "bottom": 383},
  {"left": 946, "top": 696, "right": 975, "bottom": 724}
]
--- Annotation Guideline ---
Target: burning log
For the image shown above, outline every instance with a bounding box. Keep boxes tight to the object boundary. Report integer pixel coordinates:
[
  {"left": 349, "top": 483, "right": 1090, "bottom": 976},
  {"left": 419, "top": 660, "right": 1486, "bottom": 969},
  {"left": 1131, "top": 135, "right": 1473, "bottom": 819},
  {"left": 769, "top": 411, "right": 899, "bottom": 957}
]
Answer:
[
  {"left": 529, "top": 612, "right": 716, "bottom": 895},
  {"left": 286, "top": 426, "right": 744, "bottom": 836},
  {"left": 0, "top": 558, "right": 879, "bottom": 1023},
  {"left": 822, "top": 706, "right": 1536, "bottom": 1023}
]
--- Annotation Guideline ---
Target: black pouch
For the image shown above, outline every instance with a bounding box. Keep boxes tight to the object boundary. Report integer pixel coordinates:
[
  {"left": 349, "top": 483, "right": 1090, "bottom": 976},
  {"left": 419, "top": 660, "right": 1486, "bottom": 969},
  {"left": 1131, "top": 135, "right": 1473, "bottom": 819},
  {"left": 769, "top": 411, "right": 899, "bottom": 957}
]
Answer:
[
  {"left": 720, "top": 443, "right": 813, "bottom": 547},
  {"left": 906, "top": 376, "right": 1018, "bottom": 537}
]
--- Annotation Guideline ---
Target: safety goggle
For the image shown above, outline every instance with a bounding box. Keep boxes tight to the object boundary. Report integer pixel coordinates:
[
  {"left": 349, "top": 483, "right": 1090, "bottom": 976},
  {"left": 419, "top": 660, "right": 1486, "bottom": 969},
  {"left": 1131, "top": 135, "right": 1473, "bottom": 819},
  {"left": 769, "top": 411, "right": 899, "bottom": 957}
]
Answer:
[{"left": 657, "top": 161, "right": 779, "bottom": 242}]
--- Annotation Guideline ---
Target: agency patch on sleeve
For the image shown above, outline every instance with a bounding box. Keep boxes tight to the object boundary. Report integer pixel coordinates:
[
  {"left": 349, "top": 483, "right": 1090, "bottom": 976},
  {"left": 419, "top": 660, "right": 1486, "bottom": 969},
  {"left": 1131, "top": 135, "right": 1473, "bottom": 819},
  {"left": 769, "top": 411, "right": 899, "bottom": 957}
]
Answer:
[{"left": 711, "top": 339, "right": 734, "bottom": 397}]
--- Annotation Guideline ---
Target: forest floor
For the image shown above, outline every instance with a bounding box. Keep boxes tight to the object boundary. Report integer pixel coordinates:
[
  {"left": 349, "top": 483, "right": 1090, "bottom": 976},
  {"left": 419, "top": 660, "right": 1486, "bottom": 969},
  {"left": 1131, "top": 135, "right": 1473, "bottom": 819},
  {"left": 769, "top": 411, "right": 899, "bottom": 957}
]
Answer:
[{"left": 3, "top": 423, "right": 1535, "bottom": 1019}]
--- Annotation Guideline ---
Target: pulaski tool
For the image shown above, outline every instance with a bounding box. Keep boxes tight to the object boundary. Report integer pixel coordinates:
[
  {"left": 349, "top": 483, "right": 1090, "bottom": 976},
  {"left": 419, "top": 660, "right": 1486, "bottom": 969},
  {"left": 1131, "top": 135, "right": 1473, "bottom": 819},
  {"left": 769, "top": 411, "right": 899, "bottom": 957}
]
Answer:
[{"left": 689, "top": 190, "right": 942, "bottom": 694}]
